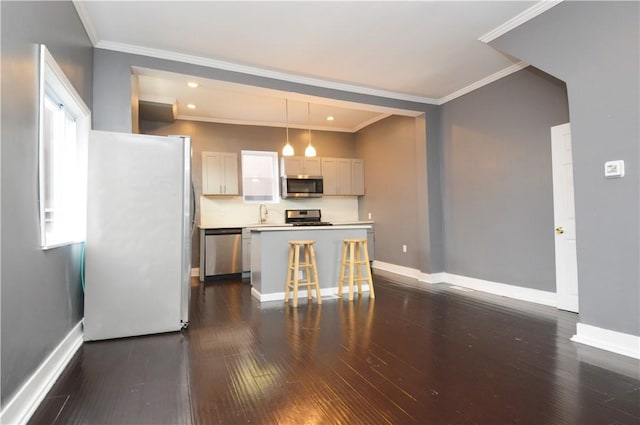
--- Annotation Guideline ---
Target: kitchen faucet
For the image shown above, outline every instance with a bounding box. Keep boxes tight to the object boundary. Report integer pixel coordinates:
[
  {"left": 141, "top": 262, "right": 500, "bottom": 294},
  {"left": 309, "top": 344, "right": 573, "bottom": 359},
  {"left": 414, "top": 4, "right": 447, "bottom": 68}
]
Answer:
[{"left": 259, "top": 204, "right": 268, "bottom": 224}]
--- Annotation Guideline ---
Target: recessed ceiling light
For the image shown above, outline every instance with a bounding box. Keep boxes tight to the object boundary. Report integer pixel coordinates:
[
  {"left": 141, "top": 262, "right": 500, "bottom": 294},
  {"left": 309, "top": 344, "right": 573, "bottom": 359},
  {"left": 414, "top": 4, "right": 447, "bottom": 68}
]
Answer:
[
  {"left": 326, "top": 115, "right": 334, "bottom": 121},
  {"left": 187, "top": 104, "right": 196, "bottom": 109},
  {"left": 187, "top": 82, "right": 198, "bottom": 88}
]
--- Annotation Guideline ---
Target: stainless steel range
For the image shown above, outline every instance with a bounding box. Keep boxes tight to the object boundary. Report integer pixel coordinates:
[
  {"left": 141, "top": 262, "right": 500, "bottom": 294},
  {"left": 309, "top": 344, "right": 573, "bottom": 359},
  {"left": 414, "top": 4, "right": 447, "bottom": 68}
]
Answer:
[{"left": 285, "top": 209, "right": 333, "bottom": 226}]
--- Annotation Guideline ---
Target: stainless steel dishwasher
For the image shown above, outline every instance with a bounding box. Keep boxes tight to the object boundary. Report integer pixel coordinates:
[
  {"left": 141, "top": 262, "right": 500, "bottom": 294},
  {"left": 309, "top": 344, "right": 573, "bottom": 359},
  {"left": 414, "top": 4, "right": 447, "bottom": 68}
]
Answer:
[{"left": 203, "top": 228, "right": 242, "bottom": 280}]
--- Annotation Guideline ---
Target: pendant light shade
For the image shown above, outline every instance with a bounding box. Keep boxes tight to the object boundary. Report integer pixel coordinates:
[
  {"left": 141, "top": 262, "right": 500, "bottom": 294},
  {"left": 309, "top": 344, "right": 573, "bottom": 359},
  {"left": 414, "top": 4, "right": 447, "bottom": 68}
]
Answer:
[
  {"left": 282, "top": 99, "right": 294, "bottom": 157},
  {"left": 304, "top": 102, "right": 316, "bottom": 157},
  {"left": 304, "top": 142, "right": 316, "bottom": 157}
]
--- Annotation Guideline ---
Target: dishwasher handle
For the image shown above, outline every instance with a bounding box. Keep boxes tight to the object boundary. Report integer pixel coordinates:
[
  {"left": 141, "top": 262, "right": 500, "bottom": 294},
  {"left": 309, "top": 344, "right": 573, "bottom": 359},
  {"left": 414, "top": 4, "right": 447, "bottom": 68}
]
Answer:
[{"left": 205, "top": 228, "right": 242, "bottom": 236}]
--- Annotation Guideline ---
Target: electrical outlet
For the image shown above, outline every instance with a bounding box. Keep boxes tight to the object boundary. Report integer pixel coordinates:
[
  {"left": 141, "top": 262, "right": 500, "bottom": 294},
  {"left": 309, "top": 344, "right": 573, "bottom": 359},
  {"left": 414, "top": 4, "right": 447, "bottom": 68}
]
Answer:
[
  {"left": 402, "top": 244, "right": 407, "bottom": 253},
  {"left": 604, "top": 160, "right": 625, "bottom": 178},
  {"left": 368, "top": 212, "right": 372, "bottom": 220}
]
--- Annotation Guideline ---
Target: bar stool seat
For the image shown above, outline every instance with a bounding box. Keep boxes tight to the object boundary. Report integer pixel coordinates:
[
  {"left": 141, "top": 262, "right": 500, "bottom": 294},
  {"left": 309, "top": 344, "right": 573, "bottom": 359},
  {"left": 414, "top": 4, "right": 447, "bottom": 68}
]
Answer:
[
  {"left": 338, "top": 238, "right": 375, "bottom": 300},
  {"left": 285, "top": 240, "right": 322, "bottom": 307}
]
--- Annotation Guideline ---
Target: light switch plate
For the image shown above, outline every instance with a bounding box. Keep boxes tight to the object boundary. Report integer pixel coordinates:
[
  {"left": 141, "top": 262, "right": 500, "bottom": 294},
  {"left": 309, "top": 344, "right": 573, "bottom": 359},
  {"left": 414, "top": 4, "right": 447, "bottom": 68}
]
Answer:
[{"left": 604, "top": 160, "right": 625, "bottom": 178}]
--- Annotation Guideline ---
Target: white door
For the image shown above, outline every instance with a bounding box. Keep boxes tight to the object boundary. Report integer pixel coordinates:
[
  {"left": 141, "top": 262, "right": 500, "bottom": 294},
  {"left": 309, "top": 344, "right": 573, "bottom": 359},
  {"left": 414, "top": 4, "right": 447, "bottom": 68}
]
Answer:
[{"left": 551, "top": 123, "right": 579, "bottom": 312}]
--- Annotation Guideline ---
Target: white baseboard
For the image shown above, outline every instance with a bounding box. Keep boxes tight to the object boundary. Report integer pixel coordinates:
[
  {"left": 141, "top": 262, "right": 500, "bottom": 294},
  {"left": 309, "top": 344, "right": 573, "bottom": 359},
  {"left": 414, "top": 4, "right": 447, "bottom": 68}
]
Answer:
[
  {"left": 571, "top": 323, "right": 640, "bottom": 359},
  {"left": 251, "top": 285, "right": 370, "bottom": 302},
  {"left": 191, "top": 267, "right": 199, "bottom": 277},
  {"left": 372, "top": 260, "right": 422, "bottom": 280},
  {"left": 0, "top": 321, "right": 83, "bottom": 425},
  {"left": 421, "top": 272, "right": 446, "bottom": 284},
  {"left": 373, "top": 263, "right": 556, "bottom": 307},
  {"left": 442, "top": 272, "right": 557, "bottom": 307},
  {"left": 372, "top": 261, "right": 446, "bottom": 284}
]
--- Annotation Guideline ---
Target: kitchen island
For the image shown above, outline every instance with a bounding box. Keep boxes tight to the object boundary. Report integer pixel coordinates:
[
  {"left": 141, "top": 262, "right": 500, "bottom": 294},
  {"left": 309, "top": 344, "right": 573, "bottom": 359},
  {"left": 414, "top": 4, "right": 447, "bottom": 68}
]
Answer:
[{"left": 250, "top": 225, "right": 372, "bottom": 302}]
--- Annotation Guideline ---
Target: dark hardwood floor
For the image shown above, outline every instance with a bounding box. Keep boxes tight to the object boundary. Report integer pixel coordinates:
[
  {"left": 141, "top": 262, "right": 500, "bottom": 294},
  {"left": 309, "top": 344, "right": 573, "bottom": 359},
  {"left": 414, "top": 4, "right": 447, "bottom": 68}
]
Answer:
[{"left": 29, "top": 274, "right": 640, "bottom": 425}]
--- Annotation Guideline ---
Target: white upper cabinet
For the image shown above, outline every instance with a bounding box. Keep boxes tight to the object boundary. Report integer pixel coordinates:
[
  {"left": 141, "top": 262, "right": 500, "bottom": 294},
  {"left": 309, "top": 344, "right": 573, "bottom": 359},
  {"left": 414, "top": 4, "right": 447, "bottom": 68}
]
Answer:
[
  {"left": 321, "top": 157, "right": 364, "bottom": 196},
  {"left": 280, "top": 156, "right": 322, "bottom": 176},
  {"left": 202, "top": 152, "right": 239, "bottom": 195}
]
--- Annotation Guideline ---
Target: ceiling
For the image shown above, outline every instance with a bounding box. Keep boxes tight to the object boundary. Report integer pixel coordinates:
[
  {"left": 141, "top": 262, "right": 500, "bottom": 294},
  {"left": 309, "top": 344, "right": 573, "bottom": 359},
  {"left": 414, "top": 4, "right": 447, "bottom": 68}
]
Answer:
[{"left": 74, "top": 1, "right": 556, "bottom": 132}]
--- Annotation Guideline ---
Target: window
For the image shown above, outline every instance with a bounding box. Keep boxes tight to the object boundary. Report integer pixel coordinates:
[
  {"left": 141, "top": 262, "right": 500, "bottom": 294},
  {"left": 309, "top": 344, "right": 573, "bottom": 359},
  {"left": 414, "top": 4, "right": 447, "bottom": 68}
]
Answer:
[
  {"left": 38, "top": 45, "right": 90, "bottom": 249},
  {"left": 241, "top": 150, "right": 279, "bottom": 203}
]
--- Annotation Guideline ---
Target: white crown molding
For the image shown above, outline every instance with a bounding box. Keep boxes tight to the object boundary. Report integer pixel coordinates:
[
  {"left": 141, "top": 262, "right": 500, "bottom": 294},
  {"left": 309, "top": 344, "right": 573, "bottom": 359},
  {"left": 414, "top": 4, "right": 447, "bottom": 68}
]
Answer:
[
  {"left": 479, "top": 0, "right": 564, "bottom": 43},
  {"left": 572, "top": 323, "right": 640, "bottom": 359},
  {"left": 139, "top": 95, "right": 176, "bottom": 105},
  {"left": 438, "top": 61, "right": 529, "bottom": 104},
  {"left": 72, "top": 0, "right": 99, "bottom": 46},
  {"left": 95, "top": 40, "right": 440, "bottom": 106},
  {"left": 352, "top": 113, "right": 392, "bottom": 132},
  {"left": 174, "top": 115, "right": 356, "bottom": 133}
]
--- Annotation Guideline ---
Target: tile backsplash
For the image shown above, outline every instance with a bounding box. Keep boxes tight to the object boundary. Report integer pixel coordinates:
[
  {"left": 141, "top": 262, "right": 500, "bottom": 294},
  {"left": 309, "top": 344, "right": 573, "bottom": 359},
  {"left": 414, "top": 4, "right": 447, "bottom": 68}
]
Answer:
[{"left": 199, "top": 196, "right": 359, "bottom": 227}]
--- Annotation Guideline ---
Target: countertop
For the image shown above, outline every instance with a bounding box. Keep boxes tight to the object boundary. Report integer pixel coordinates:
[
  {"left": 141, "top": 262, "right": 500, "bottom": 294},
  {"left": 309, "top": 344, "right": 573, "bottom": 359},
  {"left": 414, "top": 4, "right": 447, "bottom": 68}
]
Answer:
[
  {"left": 250, "top": 224, "right": 372, "bottom": 232},
  {"left": 198, "top": 220, "right": 374, "bottom": 230}
]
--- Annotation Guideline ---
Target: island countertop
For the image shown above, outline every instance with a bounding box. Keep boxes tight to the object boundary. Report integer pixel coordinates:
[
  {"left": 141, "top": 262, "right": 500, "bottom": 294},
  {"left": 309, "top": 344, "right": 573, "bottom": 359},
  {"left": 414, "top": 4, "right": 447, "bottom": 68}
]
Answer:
[
  {"left": 198, "top": 220, "right": 373, "bottom": 230},
  {"left": 250, "top": 224, "right": 371, "bottom": 232}
]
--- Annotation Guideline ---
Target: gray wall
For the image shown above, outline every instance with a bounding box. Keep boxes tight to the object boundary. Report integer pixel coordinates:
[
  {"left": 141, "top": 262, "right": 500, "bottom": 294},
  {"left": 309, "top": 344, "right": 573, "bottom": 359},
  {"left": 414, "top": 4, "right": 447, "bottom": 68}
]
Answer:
[
  {"left": 140, "top": 119, "right": 356, "bottom": 267},
  {"left": 355, "top": 115, "right": 423, "bottom": 270},
  {"left": 491, "top": 1, "right": 639, "bottom": 336},
  {"left": 440, "top": 67, "right": 569, "bottom": 291},
  {"left": 1, "top": 1, "right": 93, "bottom": 405},
  {"left": 93, "top": 48, "right": 445, "bottom": 275}
]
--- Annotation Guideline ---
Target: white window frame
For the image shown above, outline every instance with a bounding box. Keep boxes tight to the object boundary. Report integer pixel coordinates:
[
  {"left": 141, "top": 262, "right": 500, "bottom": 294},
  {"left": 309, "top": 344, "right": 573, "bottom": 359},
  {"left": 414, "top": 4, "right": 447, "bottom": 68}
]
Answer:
[
  {"left": 240, "top": 150, "right": 280, "bottom": 204},
  {"left": 38, "top": 45, "right": 91, "bottom": 249}
]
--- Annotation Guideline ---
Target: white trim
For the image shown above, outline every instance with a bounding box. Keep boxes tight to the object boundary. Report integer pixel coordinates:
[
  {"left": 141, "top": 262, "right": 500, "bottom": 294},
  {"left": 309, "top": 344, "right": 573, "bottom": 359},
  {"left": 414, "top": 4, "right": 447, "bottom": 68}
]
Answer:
[
  {"left": 438, "top": 61, "right": 528, "bottom": 104},
  {"left": 174, "top": 115, "right": 357, "bottom": 133},
  {"left": 352, "top": 113, "right": 393, "bottom": 132},
  {"left": 478, "top": 0, "right": 564, "bottom": 43},
  {"left": 191, "top": 267, "right": 199, "bottom": 278},
  {"left": 251, "top": 286, "right": 367, "bottom": 303},
  {"left": 0, "top": 321, "right": 83, "bottom": 425},
  {"left": 71, "top": 1, "right": 99, "bottom": 46},
  {"left": 95, "top": 40, "right": 440, "bottom": 105},
  {"left": 372, "top": 260, "right": 422, "bottom": 280},
  {"left": 422, "top": 272, "right": 446, "bottom": 284},
  {"left": 443, "top": 272, "right": 557, "bottom": 307},
  {"left": 571, "top": 323, "right": 640, "bottom": 359}
]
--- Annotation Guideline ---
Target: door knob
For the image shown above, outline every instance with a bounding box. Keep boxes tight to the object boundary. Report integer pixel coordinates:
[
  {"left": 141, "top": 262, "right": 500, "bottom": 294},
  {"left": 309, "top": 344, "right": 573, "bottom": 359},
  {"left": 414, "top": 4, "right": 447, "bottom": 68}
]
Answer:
[{"left": 555, "top": 226, "right": 564, "bottom": 234}]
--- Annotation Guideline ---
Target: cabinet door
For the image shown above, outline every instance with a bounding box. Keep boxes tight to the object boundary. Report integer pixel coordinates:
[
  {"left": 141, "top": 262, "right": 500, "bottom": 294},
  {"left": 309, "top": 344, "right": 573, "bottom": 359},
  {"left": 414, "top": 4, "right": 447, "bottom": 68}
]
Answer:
[
  {"left": 351, "top": 159, "right": 365, "bottom": 195},
  {"left": 281, "top": 156, "right": 304, "bottom": 176},
  {"left": 221, "top": 153, "right": 238, "bottom": 195},
  {"left": 321, "top": 158, "right": 338, "bottom": 195},
  {"left": 337, "top": 159, "right": 353, "bottom": 195},
  {"left": 303, "top": 158, "right": 322, "bottom": 176},
  {"left": 202, "top": 152, "right": 222, "bottom": 195}
]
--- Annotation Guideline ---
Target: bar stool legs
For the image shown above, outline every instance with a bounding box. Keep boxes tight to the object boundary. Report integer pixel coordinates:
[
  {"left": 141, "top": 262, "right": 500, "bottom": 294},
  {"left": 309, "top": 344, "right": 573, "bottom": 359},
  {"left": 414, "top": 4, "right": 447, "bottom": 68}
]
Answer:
[
  {"left": 285, "top": 240, "right": 322, "bottom": 307},
  {"left": 338, "top": 238, "right": 375, "bottom": 300}
]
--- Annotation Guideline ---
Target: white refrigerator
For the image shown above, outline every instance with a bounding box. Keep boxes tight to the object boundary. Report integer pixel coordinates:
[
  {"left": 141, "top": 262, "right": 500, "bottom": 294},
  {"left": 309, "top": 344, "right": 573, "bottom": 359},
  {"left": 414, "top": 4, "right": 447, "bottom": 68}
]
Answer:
[{"left": 83, "top": 131, "right": 192, "bottom": 341}]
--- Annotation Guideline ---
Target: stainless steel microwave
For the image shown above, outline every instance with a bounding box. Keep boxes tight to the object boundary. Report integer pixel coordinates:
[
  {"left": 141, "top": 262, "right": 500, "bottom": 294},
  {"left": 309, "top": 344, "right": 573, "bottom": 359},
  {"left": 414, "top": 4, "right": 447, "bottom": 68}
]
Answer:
[{"left": 281, "top": 175, "right": 323, "bottom": 198}]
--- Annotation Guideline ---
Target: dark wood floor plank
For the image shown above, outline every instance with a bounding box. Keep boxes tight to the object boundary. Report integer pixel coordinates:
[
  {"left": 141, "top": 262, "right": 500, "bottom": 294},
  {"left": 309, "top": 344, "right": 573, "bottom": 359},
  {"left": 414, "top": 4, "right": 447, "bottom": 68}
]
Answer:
[{"left": 28, "top": 276, "right": 640, "bottom": 425}]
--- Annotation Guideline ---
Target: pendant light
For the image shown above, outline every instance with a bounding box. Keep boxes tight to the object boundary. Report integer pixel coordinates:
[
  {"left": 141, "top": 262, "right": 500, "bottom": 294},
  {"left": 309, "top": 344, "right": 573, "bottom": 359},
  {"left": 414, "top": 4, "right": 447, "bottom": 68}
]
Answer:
[
  {"left": 304, "top": 102, "right": 317, "bottom": 157},
  {"left": 282, "top": 99, "right": 294, "bottom": 157}
]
